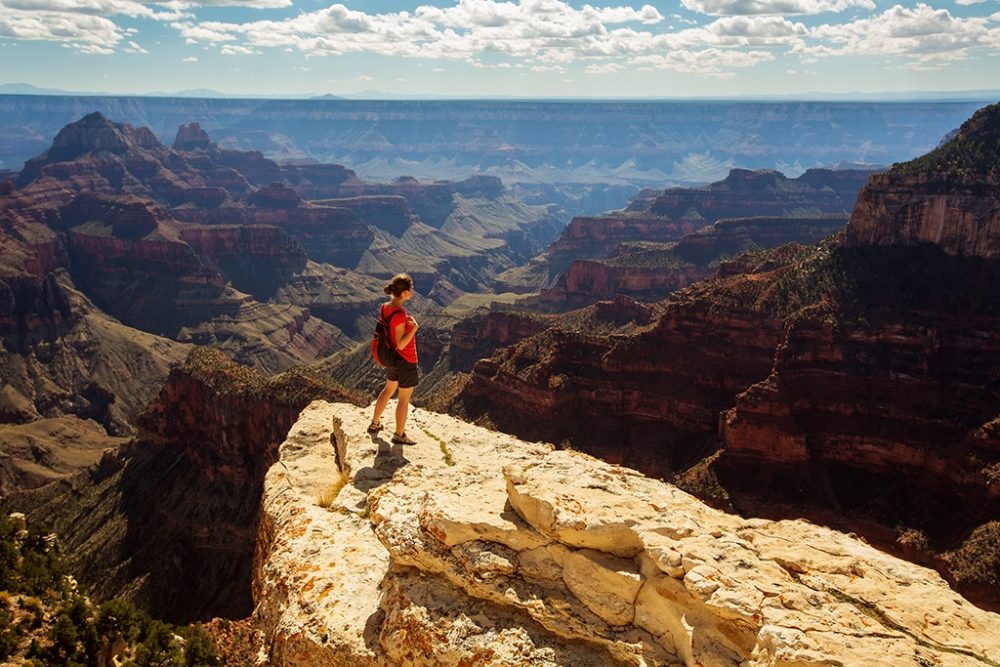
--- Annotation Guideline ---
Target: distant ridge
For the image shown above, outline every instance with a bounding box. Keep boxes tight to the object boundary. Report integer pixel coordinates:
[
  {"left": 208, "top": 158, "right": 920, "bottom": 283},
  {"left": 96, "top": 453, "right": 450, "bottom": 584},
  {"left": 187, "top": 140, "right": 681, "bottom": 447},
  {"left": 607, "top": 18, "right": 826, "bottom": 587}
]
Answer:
[{"left": 0, "top": 82, "right": 997, "bottom": 102}]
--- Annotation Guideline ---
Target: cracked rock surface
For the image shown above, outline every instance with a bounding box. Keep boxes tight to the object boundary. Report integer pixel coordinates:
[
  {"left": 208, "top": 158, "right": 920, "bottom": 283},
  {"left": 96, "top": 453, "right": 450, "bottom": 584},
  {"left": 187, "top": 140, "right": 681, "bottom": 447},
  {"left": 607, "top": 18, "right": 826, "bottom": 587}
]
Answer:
[{"left": 254, "top": 400, "right": 1000, "bottom": 666}]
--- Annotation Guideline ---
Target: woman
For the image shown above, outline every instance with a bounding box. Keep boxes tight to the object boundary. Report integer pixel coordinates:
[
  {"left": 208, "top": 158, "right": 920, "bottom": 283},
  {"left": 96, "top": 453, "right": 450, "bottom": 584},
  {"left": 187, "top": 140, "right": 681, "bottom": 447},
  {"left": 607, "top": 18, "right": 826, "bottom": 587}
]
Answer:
[{"left": 368, "top": 273, "right": 419, "bottom": 445}]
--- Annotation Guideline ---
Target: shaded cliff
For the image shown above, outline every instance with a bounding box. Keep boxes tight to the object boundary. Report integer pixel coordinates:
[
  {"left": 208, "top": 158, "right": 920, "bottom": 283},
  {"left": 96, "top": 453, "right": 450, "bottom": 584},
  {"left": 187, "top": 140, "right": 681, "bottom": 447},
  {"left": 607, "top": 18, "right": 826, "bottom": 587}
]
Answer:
[
  {"left": 7, "top": 348, "right": 365, "bottom": 622},
  {"left": 540, "top": 215, "right": 847, "bottom": 307},
  {"left": 497, "top": 168, "right": 871, "bottom": 297}
]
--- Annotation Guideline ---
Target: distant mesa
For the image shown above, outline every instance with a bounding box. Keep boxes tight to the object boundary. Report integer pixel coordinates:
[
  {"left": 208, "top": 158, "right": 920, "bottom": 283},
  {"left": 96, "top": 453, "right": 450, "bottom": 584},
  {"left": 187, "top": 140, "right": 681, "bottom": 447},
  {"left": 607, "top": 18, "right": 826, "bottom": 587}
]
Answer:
[
  {"left": 173, "top": 122, "right": 215, "bottom": 152},
  {"left": 49, "top": 111, "right": 162, "bottom": 160}
]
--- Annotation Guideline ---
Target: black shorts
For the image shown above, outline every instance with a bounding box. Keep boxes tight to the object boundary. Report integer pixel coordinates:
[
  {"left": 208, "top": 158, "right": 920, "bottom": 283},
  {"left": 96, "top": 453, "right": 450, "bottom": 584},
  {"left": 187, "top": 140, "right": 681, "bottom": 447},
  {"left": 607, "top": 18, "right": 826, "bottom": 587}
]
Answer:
[{"left": 386, "top": 360, "right": 419, "bottom": 389}]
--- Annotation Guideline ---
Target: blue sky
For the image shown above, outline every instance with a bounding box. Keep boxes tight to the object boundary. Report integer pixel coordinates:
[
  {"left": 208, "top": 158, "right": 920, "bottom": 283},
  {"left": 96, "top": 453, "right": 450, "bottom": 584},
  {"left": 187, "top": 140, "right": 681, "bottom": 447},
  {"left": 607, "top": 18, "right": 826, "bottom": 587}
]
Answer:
[{"left": 0, "top": 0, "right": 997, "bottom": 97}]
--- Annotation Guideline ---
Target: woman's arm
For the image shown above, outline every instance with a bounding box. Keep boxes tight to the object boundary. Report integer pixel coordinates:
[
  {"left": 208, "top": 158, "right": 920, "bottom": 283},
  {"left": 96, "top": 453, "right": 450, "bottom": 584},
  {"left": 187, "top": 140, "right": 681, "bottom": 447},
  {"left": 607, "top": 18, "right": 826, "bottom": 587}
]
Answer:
[{"left": 393, "top": 315, "right": 418, "bottom": 350}]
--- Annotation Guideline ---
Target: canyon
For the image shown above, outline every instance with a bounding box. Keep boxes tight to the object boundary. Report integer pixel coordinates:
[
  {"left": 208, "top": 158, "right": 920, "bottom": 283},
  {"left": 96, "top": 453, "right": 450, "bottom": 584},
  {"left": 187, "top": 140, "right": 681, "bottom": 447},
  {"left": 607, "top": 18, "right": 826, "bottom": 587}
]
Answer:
[
  {"left": 2, "top": 98, "right": 1000, "bottom": 658},
  {"left": 0, "top": 95, "right": 987, "bottom": 214},
  {"left": 8, "top": 348, "right": 364, "bottom": 622},
  {"left": 455, "top": 101, "right": 1000, "bottom": 608}
]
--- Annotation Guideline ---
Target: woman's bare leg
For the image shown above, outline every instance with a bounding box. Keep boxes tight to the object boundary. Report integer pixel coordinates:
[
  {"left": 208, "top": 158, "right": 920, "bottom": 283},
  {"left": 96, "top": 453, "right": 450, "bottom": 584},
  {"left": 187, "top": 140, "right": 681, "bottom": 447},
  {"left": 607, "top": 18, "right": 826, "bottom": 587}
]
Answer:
[
  {"left": 394, "top": 386, "right": 414, "bottom": 436},
  {"left": 371, "top": 380, "right": 398, "bottom": 427}
]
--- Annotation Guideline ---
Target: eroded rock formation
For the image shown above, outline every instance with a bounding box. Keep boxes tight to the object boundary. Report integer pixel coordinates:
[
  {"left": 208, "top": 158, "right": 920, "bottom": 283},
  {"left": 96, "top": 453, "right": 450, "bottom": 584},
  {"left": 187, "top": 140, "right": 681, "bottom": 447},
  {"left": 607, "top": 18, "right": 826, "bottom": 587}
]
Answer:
[
  {"left": 457, "top": 102, "right": 1000, "bottom": 607},
  {"left": 255, "top": 401, "right": 1000, "bottom": 666}
]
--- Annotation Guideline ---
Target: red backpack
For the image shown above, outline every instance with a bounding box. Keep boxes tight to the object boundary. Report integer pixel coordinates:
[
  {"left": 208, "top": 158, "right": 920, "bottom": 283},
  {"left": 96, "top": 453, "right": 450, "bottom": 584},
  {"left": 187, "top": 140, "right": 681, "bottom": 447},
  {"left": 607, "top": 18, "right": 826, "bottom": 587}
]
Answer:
[{"left": 371, "top": 306, "right": 404, "bottom": 367}]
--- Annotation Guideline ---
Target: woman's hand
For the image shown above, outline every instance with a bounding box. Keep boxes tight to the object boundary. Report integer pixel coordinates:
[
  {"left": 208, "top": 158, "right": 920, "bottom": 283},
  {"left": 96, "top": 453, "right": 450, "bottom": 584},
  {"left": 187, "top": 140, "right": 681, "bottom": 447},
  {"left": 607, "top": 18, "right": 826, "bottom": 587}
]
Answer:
[{"left": 407, "top": 316, "right": 419, "bottom": 330}]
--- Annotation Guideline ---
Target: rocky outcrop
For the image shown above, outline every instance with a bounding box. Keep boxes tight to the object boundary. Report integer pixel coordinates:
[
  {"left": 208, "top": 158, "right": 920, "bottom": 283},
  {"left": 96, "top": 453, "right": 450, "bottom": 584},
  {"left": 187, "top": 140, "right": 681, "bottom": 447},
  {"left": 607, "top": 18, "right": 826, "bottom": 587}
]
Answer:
[
  {"left": 138, "top": 347, "right": 358, "bottom": 483},
  {"left": 847, "top": 173, "right": 1000, "bottom": 257},
  {"left": 674, "top": 214, "right": 846, "bottom": 265},
  {"left": 542, "top": 215, "right": 847, "bottom": 306},
  {"left": 542, "top": 246, "right": 714, "bottom": 306},
  {"left": 846, "top": 102, "right": 1000, "bottom": 257},
  {"left": 519, "top": 169, "right": 867, "bottom": 297},
  {"left": 279, "top": 162, "right": 357, "bottom": 194},
  {"left": 0, "top": 416, "right": 124, "bottom": 496},
  {"left": 548, "top": 216, "right": 703, "bottom": 271},
  {"left": 58, "top": 192, "right": 163, "bottom": 238},
  {"left": 458, "top": 289, "right": 784, "bottom": 471},
  {"left": 451, "top": 174, "right": 504, "bottom": 198},
  {"left": 324, "top": 176, "right": 457, "bottom": 228},
  {"left": 311, "top": 195, "right": 418, "bottom": 236},
  {"left": 249, "top": 182, "right": 303, "bottom": 209},
  {"left": 254, "top": 401, "right": 1000, "bottom": 666}
]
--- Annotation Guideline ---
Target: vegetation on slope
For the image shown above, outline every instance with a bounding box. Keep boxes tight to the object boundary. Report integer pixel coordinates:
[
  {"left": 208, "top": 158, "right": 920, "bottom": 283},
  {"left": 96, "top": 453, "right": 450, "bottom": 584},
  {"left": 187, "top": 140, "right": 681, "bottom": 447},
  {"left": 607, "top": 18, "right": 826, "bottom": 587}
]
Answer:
[
  {"left": 892, "top": 101, "right": 1000, "bottom": 179},
  {"left": 184, "top": 346, "right": 366, "bottom": 406},
  {"left": 0, "top": 512, "right": 219, "bottom": 666}
]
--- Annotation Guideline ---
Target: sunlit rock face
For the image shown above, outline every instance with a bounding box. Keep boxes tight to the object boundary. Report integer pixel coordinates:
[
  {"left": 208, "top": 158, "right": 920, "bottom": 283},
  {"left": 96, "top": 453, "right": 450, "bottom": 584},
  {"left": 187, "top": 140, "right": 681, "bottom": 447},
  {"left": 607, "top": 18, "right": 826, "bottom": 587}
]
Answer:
[
  {"left": 254, "top": 401, "right": 1000, "bottom": 666},
  {"left": 847, "top": 104, "right": 1000, "bottom": 258}
]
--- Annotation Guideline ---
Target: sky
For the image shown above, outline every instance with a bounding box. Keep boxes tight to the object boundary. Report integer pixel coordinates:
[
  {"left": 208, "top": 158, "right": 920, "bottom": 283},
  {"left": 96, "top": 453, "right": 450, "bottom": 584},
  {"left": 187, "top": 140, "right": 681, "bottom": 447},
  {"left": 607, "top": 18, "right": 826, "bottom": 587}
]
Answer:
[{"left": 0, "top": 0, "right": 998, "bottom": 98}]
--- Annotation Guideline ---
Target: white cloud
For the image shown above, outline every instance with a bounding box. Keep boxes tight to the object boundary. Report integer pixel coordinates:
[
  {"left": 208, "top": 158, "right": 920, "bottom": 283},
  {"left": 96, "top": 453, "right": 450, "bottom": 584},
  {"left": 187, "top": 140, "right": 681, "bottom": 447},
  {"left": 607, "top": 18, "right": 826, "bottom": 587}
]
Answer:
[
  {"left": 181, "top": 54, "right": 196, "bottom": 61},
  {"left": 584, "top": 62, "right": 625, "bottom": 73},
  {"left": 220, "top": 43, "right": 257, "bottom": 55},
  {"left": 631, "top": 47, "right": 774, "bottom": 74},
  {"left": 124, "top": 37, "right": 145, "bottom": 51},
  {"left": 799, "top": 3, "right": 991, "bottom": 64},
  {"left": 529, "top": 63, "right": 566, "bottom": 72},
  {"left": 685, "top": 14, "right": 808, "bottom": 45},
  {"left": 171, "top": 20, "right": 235, "bottom": 42},
  {"left": 954, "top": 0, "right": 986, "bottom": 4},
  {"left": 680, "top": 0, "right": 873, "bottom": 15},
  {"left": 0, "top": 6, "right": 122, "bottom": 51},
  {"left": 172, "top": 1, "right": 682, "bottom": 67}
]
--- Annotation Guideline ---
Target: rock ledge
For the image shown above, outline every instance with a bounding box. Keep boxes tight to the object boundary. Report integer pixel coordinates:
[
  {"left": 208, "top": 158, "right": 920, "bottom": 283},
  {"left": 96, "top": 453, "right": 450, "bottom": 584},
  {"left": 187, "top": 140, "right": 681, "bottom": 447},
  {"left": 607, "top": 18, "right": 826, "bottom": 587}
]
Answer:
[{"left": 254, "top": 401, "right": 1000, "bottom": 666}]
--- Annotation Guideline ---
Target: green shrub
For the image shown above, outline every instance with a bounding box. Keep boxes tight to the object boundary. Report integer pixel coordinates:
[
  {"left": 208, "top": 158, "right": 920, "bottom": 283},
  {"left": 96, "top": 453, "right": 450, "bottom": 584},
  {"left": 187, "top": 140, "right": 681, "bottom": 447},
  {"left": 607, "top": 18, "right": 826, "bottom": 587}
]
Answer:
[
  {"left": 179, "top": 624, "right": 221, "bottom": 666},
  {"left": 0, "top": 602, "right": 19, "bottom": 660},
  {"left": 1, "top": 513, "right": 220, "bottom": 665}
]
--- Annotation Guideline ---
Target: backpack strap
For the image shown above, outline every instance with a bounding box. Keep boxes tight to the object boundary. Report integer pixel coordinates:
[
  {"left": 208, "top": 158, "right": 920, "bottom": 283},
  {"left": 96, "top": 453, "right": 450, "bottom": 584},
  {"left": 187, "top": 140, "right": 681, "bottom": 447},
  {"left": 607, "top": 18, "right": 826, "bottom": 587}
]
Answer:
[{"left": 380, "top": 305, "right": 406, "bottom": 345}]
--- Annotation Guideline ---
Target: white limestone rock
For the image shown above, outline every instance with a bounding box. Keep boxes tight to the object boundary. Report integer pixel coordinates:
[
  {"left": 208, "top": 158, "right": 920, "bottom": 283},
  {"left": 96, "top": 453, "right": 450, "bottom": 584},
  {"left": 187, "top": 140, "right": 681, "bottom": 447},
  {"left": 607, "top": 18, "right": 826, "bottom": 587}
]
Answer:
[{"left": 254, "top": 401, "right": 1000, "bottom": 666}]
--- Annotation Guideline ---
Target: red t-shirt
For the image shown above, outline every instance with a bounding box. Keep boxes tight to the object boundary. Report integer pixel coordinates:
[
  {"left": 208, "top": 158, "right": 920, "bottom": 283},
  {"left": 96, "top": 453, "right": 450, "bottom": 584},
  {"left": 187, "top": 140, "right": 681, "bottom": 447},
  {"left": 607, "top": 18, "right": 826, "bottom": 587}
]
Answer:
[{"left": 381, "top": 303, "right": 417, "bottom": 363}]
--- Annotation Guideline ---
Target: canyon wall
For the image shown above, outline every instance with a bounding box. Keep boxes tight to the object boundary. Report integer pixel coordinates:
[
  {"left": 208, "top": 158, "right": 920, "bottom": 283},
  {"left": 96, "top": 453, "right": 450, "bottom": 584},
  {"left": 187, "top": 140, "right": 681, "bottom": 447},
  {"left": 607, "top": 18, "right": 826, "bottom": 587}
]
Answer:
[
  {"left": 7, "top": 349, "right": 365, "bottom": 622},
  {"left": 457, "top": 103, "right": 1000, "bottom": 605}
]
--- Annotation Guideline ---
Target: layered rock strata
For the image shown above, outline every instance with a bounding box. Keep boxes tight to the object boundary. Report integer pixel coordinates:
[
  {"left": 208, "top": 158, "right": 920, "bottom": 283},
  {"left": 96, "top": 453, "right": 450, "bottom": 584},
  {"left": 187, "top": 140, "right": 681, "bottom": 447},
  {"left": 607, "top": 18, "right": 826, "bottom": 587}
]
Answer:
[
  {"left": 457, "top": 103, "right": 1000, "bottom": 605},
  {"left": 255, "top": 401, "right": 1000, "bottom": 666},
  {"left": 646, "top": 168, "right": 870, "bottom": 220},
  {"left": 543, "top": 215, "right": 847, "bottom": 306}
]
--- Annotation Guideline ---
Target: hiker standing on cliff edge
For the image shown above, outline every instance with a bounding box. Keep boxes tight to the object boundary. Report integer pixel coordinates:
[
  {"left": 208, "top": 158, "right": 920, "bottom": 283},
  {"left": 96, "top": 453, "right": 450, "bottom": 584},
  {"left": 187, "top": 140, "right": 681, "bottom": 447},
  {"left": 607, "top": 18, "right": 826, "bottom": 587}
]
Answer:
[{"left": 369, "top": 273, "right": 419, "bottom": 445}]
